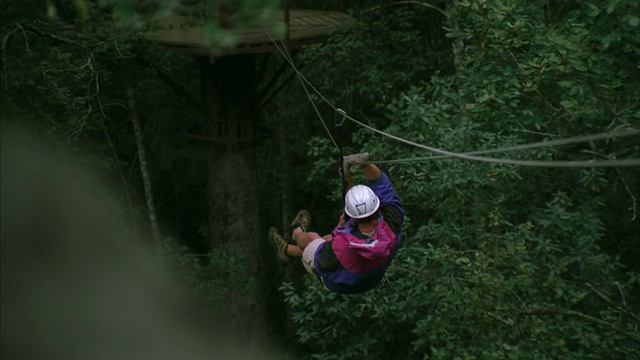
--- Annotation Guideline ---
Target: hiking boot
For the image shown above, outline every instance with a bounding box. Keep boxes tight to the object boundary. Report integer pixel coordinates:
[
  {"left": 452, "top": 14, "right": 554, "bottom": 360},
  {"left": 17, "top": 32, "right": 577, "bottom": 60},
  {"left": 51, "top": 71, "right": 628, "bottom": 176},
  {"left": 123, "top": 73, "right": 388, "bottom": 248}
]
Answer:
[
  {"left": 343, "top": 152, "right": 370, "bottom": 175},
  {"left": 268, "top": 227, "right": 291, "bottom": 266},
  {"left": 289, "top": 209, "right": 311, "bottom": 235}
]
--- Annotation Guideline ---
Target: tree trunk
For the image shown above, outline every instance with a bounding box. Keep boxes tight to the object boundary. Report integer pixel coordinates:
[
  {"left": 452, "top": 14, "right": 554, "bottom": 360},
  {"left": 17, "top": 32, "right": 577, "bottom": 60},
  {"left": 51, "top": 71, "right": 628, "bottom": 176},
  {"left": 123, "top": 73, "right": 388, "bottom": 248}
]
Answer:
[
  {"left": 126, "top": 79, "right": 162, "bottom": 249},
  {"left": 277, "top": 111, "right": 305, "bottom": 347},
  {"left": 200, "top": 55, "right": 267, "bottom": 343},
  {"left": 278, "top": 118, "right": 294, "bottom": 232}
]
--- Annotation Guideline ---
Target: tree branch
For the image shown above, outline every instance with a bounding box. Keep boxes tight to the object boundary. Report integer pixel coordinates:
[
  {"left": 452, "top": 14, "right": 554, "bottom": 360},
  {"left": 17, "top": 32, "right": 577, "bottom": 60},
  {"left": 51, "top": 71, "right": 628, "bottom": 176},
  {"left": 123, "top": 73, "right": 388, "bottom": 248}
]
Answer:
[
  {"left": 518, "top": 307, "right": 640, "bottom": 342},
  {"left": 126, "top": 78, "right": 162, "bottom": 249},
  {"left": 135, "top": 56, "right": 203, "bottom": 115},
  {"left": 22, "top": 23, "right": 83, "bottom": 48},
  {"left": 362, "top": 1, "right": 447, "bottom": 17},
  {"left": 585, "top": 282, "right": 640, "bottom": 324},
  {"left": 581, "top": 149, "right": 638, "bottom": 220}
]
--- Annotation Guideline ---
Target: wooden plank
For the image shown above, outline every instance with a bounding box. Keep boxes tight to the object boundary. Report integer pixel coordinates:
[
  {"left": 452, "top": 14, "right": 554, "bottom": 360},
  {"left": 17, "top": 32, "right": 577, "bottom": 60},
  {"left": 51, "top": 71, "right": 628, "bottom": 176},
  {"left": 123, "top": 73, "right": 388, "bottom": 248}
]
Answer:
[{"left": 145, "top": 9, "right": 352, "bottom": 58}]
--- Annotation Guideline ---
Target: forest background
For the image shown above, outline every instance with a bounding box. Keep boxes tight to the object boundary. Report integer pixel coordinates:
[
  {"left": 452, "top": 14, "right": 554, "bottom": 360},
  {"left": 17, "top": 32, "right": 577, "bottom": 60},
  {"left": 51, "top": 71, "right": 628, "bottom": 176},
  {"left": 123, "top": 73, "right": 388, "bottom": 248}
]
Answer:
[{"left": 1, "top": 0, "right": 639, "bottom": 359}]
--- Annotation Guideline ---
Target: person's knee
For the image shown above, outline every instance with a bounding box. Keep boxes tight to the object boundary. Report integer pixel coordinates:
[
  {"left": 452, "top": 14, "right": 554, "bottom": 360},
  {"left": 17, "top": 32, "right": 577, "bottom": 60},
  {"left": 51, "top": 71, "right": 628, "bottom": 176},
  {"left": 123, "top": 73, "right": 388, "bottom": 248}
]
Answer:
[{"left": 297, "top": 232, "right": 321, "bottom": 249}]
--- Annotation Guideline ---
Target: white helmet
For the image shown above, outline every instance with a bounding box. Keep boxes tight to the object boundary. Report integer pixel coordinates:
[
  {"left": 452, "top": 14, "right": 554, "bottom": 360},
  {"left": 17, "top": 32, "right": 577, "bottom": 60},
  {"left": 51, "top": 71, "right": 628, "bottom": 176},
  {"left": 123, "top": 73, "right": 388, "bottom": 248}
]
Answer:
[{"left": 344, "top": 185, "right": 380, "bottom": 219}]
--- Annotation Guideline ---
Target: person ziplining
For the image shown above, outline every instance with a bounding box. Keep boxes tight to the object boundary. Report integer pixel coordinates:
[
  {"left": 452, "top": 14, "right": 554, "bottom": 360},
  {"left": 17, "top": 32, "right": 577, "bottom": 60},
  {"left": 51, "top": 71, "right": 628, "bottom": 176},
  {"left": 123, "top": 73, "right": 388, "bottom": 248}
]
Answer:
[
  {"left": 262, "top": 31, "right": 639, "bottom": 294},
  {"left": 268, "top": 153, "right": 405, "bottom": 294}
]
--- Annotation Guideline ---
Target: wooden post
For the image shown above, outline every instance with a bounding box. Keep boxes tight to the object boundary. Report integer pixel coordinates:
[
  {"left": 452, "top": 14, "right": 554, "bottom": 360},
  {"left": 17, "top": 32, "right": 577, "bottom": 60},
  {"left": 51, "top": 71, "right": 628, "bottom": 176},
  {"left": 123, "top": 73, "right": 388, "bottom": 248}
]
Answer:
[{"left": 200, "top": 54, "right": 267, "bottom": 344}]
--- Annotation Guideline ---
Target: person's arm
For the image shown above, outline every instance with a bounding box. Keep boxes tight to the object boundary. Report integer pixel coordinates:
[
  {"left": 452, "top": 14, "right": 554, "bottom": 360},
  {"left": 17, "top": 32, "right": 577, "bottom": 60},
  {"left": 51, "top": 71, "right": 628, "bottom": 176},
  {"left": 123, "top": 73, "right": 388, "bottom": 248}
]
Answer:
[
  {"left": 379, "top": 204, "right": 402, "bottom": 234},
  {"left": 362, "top": 163, "right": 382, "bottom": 182},
  {"left": 367, "top": 168, "right": 400, "bottom": 207},
  {"left": 343, "top": 152, "right": 377, "bottom": 188},
  {"left": 366, "top": 166, "right": 404, "bottom": 230},
  {"left": 343, "top": 153, "right": 402, "bottom": 213}
]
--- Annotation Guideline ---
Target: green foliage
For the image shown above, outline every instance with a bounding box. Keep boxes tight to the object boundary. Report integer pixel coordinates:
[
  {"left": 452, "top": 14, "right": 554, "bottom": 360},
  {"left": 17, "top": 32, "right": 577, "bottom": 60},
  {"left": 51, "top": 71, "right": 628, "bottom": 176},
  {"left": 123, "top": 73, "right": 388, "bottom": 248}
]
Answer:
[
  {"left": 1, "top": 0, "right": 212, "bottom": 248},
  {"left": 279, "top": 0, "right": 640, "bottom": 359},
  {"left": 161, "top": 237, "right": 253, "bottom": 310},
  {"left": 3, "top": 0, "right": 639, "bottom": 356}
]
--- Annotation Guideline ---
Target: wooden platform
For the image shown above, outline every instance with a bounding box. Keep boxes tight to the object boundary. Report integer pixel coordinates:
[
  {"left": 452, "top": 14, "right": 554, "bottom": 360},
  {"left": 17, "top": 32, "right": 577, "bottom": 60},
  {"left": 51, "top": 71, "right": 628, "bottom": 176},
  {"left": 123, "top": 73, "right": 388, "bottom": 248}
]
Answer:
[{"left": 147, "top": 9, "right": 352, "bottom": 57}]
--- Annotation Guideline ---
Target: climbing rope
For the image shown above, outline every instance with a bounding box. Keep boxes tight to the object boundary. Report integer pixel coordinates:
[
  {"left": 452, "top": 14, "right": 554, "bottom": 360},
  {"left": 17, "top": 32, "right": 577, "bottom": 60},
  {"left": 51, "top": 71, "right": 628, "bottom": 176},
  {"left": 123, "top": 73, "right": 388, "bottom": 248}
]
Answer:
[{"left": 263, "top": 28, "right": 640, "bottom": 168}]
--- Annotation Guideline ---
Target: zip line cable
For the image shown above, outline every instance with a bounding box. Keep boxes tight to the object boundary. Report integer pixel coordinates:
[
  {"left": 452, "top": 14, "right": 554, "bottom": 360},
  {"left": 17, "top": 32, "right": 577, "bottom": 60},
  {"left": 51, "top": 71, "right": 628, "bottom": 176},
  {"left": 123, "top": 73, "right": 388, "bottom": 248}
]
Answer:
[
  {"left": 347, "top": 115, "right": 640, "bottom": 168},
  {"left": 371, "top": 125, "right": 640, "bottom": 164},
  {"left": 297, "top": 63, "right": 340, "bottom": 150},
  {"left": 265, "top": 28, "right": 339, "bottom": 150},
  {"left": 263, "top": 28, "right": 640, "bottom": 168},
  {"left": 269, "top": 31, "right": 640, "bottom": 168}
]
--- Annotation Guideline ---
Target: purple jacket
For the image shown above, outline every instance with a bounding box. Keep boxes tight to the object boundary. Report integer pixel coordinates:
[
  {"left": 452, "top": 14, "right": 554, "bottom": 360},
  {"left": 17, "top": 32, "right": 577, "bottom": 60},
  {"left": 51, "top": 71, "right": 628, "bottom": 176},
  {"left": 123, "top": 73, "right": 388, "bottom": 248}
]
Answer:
[
  {"left": 332, "top": 216, "right": 397, "bottom": 272},
  {"left": 314, "top": 172, "right": 404, "bottom": 294}
]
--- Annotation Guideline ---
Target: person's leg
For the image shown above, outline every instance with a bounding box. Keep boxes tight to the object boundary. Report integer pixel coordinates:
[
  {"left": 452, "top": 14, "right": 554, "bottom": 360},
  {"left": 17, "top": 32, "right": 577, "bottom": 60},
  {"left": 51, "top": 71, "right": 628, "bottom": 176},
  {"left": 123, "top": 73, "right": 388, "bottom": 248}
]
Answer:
[
  {"left": 301, "top": 237, "right": 325, "bottom": 275},
  {"left": 292, "top": 229, "right": 322, "bottom": 250},
  {"left": 286, "top": 244, "right": 303, "bottom": 257},
  {"left": 268, "top": 227, "right": 299, "bottom": 266},
  {"left": 289, "top": 209, "right": 322, "bottom": 250}
]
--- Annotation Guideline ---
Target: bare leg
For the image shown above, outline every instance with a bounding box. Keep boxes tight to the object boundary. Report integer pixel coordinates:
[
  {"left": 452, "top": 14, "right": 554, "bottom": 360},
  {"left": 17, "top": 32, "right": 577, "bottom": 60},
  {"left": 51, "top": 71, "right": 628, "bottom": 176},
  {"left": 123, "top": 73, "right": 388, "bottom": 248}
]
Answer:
[
  {"left": 292, "top": 228, "right": 322, "bottom": 250},
  {"left": 286, "top": 244, "right": 303, "bottom": 257}
]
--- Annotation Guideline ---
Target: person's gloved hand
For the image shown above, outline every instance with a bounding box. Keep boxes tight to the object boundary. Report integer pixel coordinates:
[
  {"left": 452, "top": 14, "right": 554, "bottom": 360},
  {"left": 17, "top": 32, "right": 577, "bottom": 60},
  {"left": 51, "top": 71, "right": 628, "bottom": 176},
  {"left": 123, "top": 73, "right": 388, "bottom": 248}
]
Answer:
[{"left": 343, "top": 152, "right": 369, "bottom": 175}]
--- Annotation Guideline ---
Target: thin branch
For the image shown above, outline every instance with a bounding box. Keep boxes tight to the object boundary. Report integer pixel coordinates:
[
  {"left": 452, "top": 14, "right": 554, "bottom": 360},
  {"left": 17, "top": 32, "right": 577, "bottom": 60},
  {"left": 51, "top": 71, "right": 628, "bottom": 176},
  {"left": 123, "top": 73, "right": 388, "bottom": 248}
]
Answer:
[
  {"left": 507, "top": 49, "right": 525, "bottom": 73},
  {"left": 126, "top": 78, "right": 162, "bottom": 249},
  {"left": 113, "top": 39, "right": 135, "bottom": 58},
  {"left": 135, "top": 56, "right": 203, "bottom": 114},
  {"left": 186, "top": 132, "right": 271, "bottom": 144},
  {"left": 586, "top": 282, "right": 640, "bottom": 324},
  {"left": 2, "top": 27, "right": 20, "bottom": 56},
  {"left": 22, "top": 23, "right": 82, "bottom": 48},
  {"left": 86, "top": 56, "right": 100, "bottom": 98},
  {"left": 508, "top": 49, "right": 565, "bottom": 114},
  {"left": 2, "top": 24, "right": 31, "bottom": 55},
  {"left": 16, "top": 24, "right": 31, "bottom": 54},
  {"left": 614, "top": 281, "right": 627, "bottom": 307},
  {"left": 362, "top": 1, "right": 447, "bottom": 17},
  {"left": 514, "top": 121, "right": 558, "bottom": 137},
  {"left": 613, "top": 97, "right": 639, "bottom": 117},
  {"left": 509, "top": 289, "right": 526, "bottom": 307},
  {"left": 2, "top": 24, "right": 32, "bottom": 89},
  {"left": 519, "top": 307, "right": 640, "bottom": 342},
  {"left": 96, "top": 75, "right": 106, "bottom": 118},
  {"left": 486, "top": 311, "right": 514, "bottom": 326},
  {"left": 100, "top": 100, "right": 128, "bottom": 109},
  {"left": 581, "top": 149, "right": 637, "bottom": 220},
  {"left": 68, "top": 106, "right": 92, "bottom": 143},
  {"left": 98, "top": 108, "right": 142, "bottom": 248}
]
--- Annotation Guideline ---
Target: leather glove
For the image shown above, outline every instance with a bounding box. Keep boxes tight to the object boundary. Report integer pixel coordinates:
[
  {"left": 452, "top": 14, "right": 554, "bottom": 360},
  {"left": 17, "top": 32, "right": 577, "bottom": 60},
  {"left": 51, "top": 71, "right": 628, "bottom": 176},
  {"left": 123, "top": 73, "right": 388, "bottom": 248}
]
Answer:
[{"left": 342, "top": 152, "right": 370, "bottom": 175}]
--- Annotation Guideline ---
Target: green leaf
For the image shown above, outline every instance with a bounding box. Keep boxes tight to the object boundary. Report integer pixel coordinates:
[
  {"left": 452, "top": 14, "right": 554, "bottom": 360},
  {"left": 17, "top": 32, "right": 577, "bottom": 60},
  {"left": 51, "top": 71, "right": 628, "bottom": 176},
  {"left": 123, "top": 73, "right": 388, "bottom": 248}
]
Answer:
[
  {"left": 606, "top": 0, "right": 620, "bottom": 14},
  {"left": 585, "top": 3, "right": 601, "bottom": 17},
  {"left": 560, "top": 99, "right": 576, "bottom": 108}
]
